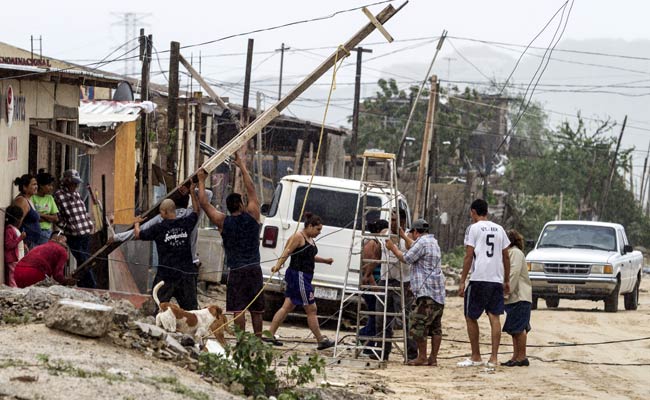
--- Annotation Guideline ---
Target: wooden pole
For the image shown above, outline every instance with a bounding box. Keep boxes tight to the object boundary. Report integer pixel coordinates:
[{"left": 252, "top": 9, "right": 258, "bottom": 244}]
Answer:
[
  {"left": 75, "top": 3, "right": 405, "bottom": 277},
  {"left": 600, "top": 115, "right": 627, "bottom": 219},
  {"left": 242, "top": 39, "right": 254, "bottom": 126},
  {"left": 413, "top": 75, "right": 437, "bottom": 220},
  {"left": 350, "top": 47, "right": 372, "bottom": 179},
  {"left": 255, "top": 91, "right": 264, "bottom": 203},
  {"left": 167, "top": 41, "right": 180, "bottom": 186},
  {"left": 139, "top": 31, "right": 153, "bottom": 210},
  {"left": 424, "top": 77, "right": 440, "bottom": 220}
]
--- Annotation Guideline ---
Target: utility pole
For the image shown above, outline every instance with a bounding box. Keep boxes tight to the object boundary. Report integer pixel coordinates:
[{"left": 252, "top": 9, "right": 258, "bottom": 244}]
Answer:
[
  {"left": 276, "top": 43, "right": 290, "bottom": 100},
  {"left": 349, "top": 47, "right": 372, "bottom": 180},
  {"left": 424, "top": 76, "right": 440, "bottom": 220},
  {"left": 413, "top": 75, "right": 437, "bottom": 220},
  {"left": 242, "top": 39, "right": 254, "bottom": 126},
  {"left": 256, "top": 91, "right": 264, "bottom": 204},
  {"left": 600, "top": 115, "right": 627, "bottom": 219},
  {"left": 167, "top": 41, "right": 180, "bottom": 187},
  {"left": 139, "top": 30, "right": 152, "bottom": 210},
  {"left": 640, "top": 142, "right": 650, "bottom": 206}
]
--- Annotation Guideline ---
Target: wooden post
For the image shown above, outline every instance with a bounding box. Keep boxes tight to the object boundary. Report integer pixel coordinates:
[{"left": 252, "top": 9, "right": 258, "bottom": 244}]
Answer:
[
  {"left": 194, "top": 92, "right": 202, "bottom": 171},
  {"left": 425, "top": 77, "right": 440, "bottom": 220},
  {"left": 600, "top": 115, "right": 627, "bottom": 219},
  {"left": 242, "top": 39, "right": 254, "bottom": 126},
  {"left": 75, "top": 3, "right": 406, "bottom": 277},
  {"left": 139, "top": 31, "right": 153, "bottom": 210},
  {"left": 255, "top": 91, "right": 264, "bottom": 203},
  {"left": 413, "top": 75, "right": 437, "bottom": 220},
  {"left": 167, "top": 41, "right": 180, "bottom": 186},
  {"left": 350, "top": 47, "right": 372, "bottom": 180}
]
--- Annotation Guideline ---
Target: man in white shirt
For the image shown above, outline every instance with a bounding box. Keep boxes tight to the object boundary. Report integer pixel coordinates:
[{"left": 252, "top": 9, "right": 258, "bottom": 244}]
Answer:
[{"left": 457, "top": 199, "right": 510, "bottom": 368}]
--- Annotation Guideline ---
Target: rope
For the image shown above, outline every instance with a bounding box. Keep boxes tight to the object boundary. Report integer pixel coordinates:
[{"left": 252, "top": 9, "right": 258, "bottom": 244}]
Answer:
[{"left": 201, "top": 45, "right": 349, "bottom": 341}]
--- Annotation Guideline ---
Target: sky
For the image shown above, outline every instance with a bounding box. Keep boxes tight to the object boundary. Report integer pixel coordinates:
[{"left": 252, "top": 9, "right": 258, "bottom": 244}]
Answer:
[{"left": 3, "top": 0, "right": 650, "bottom": 188}]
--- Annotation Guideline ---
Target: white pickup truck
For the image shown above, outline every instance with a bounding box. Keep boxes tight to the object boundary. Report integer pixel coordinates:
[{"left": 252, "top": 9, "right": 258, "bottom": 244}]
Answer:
[{"left": 526, "top": 221, "right": 642, "bottom": 312}]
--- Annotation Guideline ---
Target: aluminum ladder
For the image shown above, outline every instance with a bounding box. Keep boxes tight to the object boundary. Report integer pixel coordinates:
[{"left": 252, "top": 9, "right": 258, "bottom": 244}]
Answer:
[{"left": 333, "top": 151, "right": 408, "bottom": 364}]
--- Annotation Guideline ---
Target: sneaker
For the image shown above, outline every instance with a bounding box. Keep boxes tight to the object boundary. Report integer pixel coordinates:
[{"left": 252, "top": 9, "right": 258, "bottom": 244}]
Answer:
[
  {"left": 317, "top": 337, "right": 335, "bottom": 350},
  {"left": 456, "top": 358, "right": 484, "bottom": 367},
  {"left": 261, "top": 335, "right": 283, "bottom": 346}
]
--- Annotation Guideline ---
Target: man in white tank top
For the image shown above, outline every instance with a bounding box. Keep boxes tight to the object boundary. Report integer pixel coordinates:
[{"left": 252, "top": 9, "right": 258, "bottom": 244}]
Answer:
[{"left": 457, "top": 199, "right": 511, "bottom": 368}]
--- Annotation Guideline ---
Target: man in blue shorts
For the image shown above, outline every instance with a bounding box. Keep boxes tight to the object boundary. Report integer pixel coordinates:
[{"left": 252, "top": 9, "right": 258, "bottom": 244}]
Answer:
[{"left": 457, "top": 199, "right": 510, "bottom": 367}]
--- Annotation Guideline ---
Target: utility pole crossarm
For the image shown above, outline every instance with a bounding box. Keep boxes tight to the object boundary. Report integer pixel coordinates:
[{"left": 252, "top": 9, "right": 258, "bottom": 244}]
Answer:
[{"left": 74, "top": 2, "right": 406, "bottom": 279}]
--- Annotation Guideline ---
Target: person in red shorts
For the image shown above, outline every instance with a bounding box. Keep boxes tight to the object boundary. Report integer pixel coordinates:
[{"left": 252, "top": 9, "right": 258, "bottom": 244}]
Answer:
[{"left": 14, "top": 233, "right": 76, "bottom": 288}]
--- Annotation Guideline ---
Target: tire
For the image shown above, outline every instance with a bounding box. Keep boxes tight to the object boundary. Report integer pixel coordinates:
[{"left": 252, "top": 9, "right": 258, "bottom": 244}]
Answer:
[
  {"left": 604, "top": 278, "right": 620, "bottom": 313},
  {"left": 545, "top": 297, "right": 559, "bottom": 308},
  {"left": 531, "top": 296, "right": 538, "bottom": 310},
  {"left": 624, "top": 276, "right": 640, "bottom": 311},
  {"left": 263, "top": 292, "right": 284, "bottom": 321}
]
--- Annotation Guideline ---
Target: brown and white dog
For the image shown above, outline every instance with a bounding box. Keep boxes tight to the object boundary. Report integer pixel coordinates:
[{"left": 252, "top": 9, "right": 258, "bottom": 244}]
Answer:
[{"left": 152, "top": 281, "right": 230, "bottom": 346}]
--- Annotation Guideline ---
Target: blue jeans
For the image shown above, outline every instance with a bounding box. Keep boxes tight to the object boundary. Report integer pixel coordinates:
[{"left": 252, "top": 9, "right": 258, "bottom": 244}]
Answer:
[
  {"left": 35, "top": 229, "right": 52, "bottom": 245},
  {"left": 67, "top": 234, "right": 96, "bottom": 288}
]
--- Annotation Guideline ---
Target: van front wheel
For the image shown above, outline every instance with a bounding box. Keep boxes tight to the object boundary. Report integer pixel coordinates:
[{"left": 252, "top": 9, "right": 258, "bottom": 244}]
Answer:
[{"left": 263, "top": 292, "right": 284, "bottom": 321}]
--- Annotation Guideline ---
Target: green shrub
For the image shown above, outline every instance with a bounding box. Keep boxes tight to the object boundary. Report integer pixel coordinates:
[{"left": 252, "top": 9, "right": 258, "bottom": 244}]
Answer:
[{"left": 198, "top": 329, "right": 324, "bottom": 398}]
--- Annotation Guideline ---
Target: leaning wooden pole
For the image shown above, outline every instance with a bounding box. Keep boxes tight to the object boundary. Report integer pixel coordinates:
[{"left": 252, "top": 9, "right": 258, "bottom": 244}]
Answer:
[{"left": 74, "top": 2, "right": 407, "bottom": 280}]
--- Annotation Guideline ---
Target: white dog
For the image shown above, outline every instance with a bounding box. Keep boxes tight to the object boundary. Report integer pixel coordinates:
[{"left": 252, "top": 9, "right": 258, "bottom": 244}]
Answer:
[{"left": 152, "top": 281, "right": 230, "bottom": 346}]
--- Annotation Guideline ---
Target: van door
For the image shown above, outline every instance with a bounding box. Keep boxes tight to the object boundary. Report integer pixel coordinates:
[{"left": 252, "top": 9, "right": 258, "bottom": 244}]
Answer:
[{"left": 290, "top": 185, "right": 383, "bottom": 297}]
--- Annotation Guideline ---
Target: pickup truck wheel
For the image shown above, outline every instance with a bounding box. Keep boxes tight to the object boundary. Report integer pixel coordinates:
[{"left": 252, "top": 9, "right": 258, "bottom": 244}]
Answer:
[
  {"left": 604, "top": 278, "right": 620, "bottom": 313},
  {"left": 531, "top": 296, "right": 538, "bottom": 310},
  {"left": 545, "top": 297, "right": 559, "bottom": 308},
  {"left": 624, "top": 276, "right": 640, "bottom": 311}
]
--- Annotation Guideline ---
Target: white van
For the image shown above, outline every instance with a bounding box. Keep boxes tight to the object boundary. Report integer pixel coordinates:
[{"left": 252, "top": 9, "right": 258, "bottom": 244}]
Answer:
[{"left": 258, "top": 175, "right": 411, "bottom": 315}]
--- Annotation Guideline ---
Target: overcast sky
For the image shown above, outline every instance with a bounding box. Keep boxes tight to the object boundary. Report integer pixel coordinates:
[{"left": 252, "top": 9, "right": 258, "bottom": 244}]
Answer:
[{"left": 4, "top": 0, "right": 650, "bottom": 184}]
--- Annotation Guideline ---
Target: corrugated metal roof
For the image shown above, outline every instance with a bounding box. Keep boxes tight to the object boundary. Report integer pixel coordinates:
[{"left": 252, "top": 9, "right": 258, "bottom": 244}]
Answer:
[{"left": 79, "top": 100, "right": 156, "bottom": 127}]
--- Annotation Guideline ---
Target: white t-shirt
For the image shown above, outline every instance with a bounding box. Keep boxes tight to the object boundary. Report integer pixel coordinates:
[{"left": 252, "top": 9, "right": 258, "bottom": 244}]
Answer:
[{"left": 464, "top": 220, "right": 510, "bottom": 283}]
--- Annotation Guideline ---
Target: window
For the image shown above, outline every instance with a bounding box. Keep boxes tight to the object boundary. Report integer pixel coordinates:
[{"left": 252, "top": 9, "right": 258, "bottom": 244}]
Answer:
[
  {"left": 538, "top": 224, "right": 616, "bottom": 252},
  {"left": 292, "top": 186, "right": 381, "bottom": 229},
  {"left": 267, "top": 183, "right": 282, "bottom": 217}
]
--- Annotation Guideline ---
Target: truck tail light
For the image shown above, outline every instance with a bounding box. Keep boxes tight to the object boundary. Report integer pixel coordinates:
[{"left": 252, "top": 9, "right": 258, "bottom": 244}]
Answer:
[{"left": 262, "top": 226, "right": 279, "bottom": 248}]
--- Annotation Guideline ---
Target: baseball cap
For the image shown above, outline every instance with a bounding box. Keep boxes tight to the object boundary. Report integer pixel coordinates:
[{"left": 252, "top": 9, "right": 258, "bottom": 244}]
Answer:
[
  {"left": 63, "top": 169, "right": 83, "bottom": 184},
  {"left": 412, "top": 218, "right": 429, "bottom": 231}
]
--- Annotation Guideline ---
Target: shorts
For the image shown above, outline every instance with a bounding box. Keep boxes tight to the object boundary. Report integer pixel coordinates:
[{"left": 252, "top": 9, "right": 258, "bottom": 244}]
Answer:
[
  {"left": 409, "top": 297, "right": 444, "bottom": 339},
  {"left": 503, "top": 301, "right": 532, "bottom": 335},
  {"left": 464, "top": 281, "right": 504, "bottom": 320},
  {"left": 153, "top": 272, "right": 198, "bottom": 311},
  {"left": 285, "top": 268, "right": 315, "bottom": 306},
  {"left": 226, "top": 265, "right": 265, "bottom": 313}
]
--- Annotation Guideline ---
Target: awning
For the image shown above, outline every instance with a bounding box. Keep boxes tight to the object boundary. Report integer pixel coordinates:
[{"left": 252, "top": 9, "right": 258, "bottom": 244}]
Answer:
[
  {"left": 29, "top": 125, "right": 100, "bottom": 154},
  {"left": 79, "top": 100, "right": 156, "bottom": 128}
]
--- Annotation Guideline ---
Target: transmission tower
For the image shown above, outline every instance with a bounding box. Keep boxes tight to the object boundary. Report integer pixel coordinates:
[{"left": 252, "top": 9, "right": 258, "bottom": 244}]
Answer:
[{"left": 111, "top": 12, "right": 151, "bottom": 77}]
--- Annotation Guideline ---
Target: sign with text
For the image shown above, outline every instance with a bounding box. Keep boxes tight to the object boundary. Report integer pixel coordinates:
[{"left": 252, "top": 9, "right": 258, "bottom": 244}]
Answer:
[{"left": 0, "top": 56, "right": 51, "bottom": 67}]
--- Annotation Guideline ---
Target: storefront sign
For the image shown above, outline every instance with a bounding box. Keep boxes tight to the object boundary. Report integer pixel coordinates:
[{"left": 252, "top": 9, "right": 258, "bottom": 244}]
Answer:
[
  {"left": 3, "top": 85, "right": 26, "bottom": 127},
  {"left": 0, "top": 56, "right": 51, "bottom": 67},
  {"left": 6, "top": 85, "right": 14, "bottom": 127}
]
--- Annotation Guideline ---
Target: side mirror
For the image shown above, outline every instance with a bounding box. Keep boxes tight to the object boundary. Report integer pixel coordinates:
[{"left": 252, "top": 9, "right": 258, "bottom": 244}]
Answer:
[
  {"left": 260, "top": 203, "right": 270, "bottom": 216},
  {"left": 623, "top": 244, "right": 633, "bottom": 254}
]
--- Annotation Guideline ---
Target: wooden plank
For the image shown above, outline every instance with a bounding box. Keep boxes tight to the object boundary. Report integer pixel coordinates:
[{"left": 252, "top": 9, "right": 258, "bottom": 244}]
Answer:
[
  {"left": 30, "top": 125, "right": 99, "bottom": 154},
  {"left": 74, "top": 3, "right": 405, "bottom": 279}
]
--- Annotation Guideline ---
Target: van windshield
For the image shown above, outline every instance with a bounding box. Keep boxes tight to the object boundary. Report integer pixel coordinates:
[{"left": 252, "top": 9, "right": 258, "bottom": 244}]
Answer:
[
  {"left": 537, "top": 224, "right": 617, "bottom": 251},
  {"left": 293, "top": 186, "right": 382, "bottom": 229}
]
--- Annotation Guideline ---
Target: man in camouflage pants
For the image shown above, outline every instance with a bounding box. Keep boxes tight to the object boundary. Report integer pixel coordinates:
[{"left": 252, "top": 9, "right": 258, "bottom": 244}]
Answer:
[{"left": 386, "top": 218, "right": 446, "bottom": 366}]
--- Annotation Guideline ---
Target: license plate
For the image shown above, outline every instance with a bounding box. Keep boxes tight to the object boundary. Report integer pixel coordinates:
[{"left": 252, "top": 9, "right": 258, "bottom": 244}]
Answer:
[
  {"left": 558, "top": 284, "right": 575, "bottom": 294},
  {"left": 314, "top": 286, "right": 339, "bottom": 300}
]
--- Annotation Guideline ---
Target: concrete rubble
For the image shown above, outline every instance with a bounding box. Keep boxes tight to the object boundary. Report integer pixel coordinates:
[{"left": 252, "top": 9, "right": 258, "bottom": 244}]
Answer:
[{"left": 44, "top": 299, "right": 115, "bottom": 338}]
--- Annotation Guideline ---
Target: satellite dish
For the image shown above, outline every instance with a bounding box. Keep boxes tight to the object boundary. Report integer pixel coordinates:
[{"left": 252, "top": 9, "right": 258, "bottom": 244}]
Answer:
[{"left": 113, "top": 81, "right": 134, "bottom": 101}]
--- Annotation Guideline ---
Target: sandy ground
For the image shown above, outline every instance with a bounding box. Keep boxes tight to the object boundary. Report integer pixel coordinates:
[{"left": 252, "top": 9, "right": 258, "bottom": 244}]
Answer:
[
  {"left": 1, "top": 277, "right": 648, "bottom": 399},
  {"left": 268, "top": 276, "right": 650, "bottom": 400}
]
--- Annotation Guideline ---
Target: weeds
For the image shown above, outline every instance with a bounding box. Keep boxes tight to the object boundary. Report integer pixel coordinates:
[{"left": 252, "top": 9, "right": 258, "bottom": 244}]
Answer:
[{"left": 198, "top": 329, "right": 325, "bottom": 399}]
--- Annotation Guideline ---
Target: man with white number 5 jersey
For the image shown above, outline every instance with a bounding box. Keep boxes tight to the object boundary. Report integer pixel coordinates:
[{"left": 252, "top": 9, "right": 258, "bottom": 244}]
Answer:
[{"left": 457, "top": 199, "right": 510, "bottom": 368}]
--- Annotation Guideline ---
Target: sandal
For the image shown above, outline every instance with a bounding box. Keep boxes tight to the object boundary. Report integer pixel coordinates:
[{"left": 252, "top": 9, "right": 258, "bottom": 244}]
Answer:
[{"left": 261, "top": 335, "right": 283, "bottom": 346}]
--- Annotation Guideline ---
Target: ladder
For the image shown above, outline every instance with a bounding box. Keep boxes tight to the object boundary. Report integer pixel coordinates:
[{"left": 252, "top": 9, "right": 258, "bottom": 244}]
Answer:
[{"left": 334, "top": 152, "right": 408, "bottom": 364}]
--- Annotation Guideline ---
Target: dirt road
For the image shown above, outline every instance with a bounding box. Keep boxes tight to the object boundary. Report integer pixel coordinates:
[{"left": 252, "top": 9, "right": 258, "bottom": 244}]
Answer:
[
  {"left": 301, "top": 276, "right": 650, "bottom": 399},
  {"left": 0, "top": 277, "right": 647, "bottom": 399}
]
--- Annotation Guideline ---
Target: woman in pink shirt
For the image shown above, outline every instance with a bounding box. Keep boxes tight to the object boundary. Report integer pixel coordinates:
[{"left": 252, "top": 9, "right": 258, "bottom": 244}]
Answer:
[{"left": 13, "top": 233, "right": 76, "bottom": 288}]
